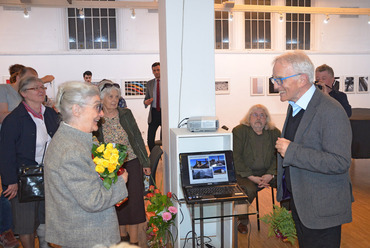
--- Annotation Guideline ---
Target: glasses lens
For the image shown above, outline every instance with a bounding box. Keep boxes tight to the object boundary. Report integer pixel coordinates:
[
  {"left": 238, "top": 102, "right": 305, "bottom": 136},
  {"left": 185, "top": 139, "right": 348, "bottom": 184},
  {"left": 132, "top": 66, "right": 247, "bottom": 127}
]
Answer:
[{"left": 101, "top": 83, "right": 120, "bottom": 92}]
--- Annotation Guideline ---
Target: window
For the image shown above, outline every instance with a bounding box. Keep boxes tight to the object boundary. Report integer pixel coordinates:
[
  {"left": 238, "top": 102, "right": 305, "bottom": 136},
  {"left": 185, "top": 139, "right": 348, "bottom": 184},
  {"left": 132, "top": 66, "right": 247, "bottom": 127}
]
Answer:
[
  {"left": 286, "top": 0, "right": 311, "bottom": 50},
  {"left": 244, "top": 0, "right": 271, "bottom": 49},
  {"left": 215, "top": 0, "right": 229, "bottom": 49},
  {"left": 67, "top": 0, "right": 117, "bottom": 50}
]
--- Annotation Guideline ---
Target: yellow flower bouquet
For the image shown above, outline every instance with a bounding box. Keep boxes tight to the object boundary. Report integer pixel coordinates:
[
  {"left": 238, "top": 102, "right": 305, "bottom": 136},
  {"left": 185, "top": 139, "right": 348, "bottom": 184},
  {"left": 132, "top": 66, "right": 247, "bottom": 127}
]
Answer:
[{"left": 92, "top": 143, "right": 127, "bottom": 190}]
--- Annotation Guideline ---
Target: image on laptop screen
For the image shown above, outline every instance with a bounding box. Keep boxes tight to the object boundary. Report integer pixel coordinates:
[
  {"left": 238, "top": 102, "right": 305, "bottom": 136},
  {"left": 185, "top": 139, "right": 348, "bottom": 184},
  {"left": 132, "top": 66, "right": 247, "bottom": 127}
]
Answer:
[{"left": 188, "top": 153, "right": 229, "bottom": 185}]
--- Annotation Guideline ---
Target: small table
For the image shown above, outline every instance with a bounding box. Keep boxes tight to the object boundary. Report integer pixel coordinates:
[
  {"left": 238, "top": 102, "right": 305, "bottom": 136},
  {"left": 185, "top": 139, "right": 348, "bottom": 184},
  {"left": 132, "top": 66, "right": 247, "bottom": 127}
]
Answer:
[{"left": 189, "top": 200, "right": 256, "bottom": 248}]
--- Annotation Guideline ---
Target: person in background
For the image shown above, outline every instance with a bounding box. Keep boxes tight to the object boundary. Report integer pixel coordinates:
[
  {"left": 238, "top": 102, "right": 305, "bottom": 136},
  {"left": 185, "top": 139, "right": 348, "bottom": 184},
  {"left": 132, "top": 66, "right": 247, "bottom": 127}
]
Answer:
[
  {"left": 98, "top": 79, "right": 127, "bottom": 109},
  {"left": 44, "top": 81, "right": 128, "bottom": 247},
  {"left": 0, "top": 76, "right": 59, "bottom": 248},
  {"left": 83, "top": 70, "right": 92, "bottom": 83},
  {"left": 232, "top": 104, "right": 281, "bottom": 234},
  {"left": 315, "top": 64, "right": 352, "bottom": 117},
  {"left": 273, "top": 51, "right": 353, "bottom": 248},
  {"left": 144, "top": 62, "right": 161, "bottom": 151},
  {"left": 94, "top": 80, "right": 150, "bottom": 246}
]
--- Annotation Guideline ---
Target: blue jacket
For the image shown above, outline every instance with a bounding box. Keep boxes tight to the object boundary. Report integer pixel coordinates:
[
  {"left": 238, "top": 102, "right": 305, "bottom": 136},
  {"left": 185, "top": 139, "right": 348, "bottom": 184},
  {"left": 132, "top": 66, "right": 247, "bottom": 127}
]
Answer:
[{"left": 0, "top": 102, "right": 60, "bottom": 186}]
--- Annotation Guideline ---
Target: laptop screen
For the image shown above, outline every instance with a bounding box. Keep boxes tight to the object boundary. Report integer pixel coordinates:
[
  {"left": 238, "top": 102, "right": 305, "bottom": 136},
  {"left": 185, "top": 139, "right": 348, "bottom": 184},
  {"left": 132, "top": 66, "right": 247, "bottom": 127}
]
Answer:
[{"left": 180, "top": 150, "right": 237, "bottom": 187}]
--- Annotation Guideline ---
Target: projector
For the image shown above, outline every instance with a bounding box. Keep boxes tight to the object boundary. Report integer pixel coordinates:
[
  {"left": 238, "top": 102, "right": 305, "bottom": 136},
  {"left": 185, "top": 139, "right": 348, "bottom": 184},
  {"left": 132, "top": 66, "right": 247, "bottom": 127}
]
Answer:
[{"left": 187, "top": 116, "right": 219, "bottom": 132}]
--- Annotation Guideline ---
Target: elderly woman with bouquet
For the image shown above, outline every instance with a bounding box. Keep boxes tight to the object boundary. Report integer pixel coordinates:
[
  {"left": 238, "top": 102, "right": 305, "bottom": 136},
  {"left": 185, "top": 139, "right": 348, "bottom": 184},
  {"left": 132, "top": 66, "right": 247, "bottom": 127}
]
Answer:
[
  {"left": 44, "top": 82, "right": 128, "bottom": 247},
  {"left": 93, "top": 80, "right": 150, "bottom": 246}
]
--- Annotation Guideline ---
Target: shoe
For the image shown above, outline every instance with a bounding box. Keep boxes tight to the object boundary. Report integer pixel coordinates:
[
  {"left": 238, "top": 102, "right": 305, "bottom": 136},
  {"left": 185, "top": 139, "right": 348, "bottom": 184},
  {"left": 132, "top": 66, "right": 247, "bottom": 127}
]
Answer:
[
  {"left": 0, "top": 230, "right": 20, "bottom": 248},
  {"left": 237, "top": 223, "right": 248, "bottom": 234},
  {"left": 121, "top": 234, "right": 130, "bottom": 242}
]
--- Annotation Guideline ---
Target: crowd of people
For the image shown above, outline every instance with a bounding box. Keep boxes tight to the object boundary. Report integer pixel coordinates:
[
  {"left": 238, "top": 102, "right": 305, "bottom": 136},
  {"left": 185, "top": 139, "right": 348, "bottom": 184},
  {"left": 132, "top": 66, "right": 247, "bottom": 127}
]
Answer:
[{"left": 0, "top": 52, "right": 353, "bottom": 248}]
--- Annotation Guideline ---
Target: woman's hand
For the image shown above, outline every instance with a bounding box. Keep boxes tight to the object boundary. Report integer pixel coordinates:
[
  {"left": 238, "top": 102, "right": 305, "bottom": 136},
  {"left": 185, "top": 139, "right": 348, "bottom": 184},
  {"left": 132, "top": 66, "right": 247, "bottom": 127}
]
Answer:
[
  {"left": 121, "top": 170, "right": 129, "bottom": 183},
  {"left": 143, "top": 167, "right": 151, "bottom": 176},
  {"left": 3, "top": 183, "right": 18, "bottom": 200}
]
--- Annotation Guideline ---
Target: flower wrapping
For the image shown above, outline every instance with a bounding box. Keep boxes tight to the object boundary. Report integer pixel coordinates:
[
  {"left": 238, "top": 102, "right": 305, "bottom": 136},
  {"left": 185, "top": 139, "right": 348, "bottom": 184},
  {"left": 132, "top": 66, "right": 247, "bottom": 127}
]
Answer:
[{"left": 92, "top": 141, "right": 128, "bottom": 188}]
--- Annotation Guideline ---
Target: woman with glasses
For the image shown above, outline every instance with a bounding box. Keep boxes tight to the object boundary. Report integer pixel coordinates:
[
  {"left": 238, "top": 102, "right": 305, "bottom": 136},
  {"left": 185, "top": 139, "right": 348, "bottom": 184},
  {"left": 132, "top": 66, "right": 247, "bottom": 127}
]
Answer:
[
  {"left": 44, "top": 81, "right": 128, "bottom": 247},
  {"left": 232, "top": 104, "right": 281, "bottom": 234},
  {"left": 93, "top": 80, "right": 150, "bottom": 246},
  {"left": 0, "top": 76, "right": 59, "bottom": 248}
]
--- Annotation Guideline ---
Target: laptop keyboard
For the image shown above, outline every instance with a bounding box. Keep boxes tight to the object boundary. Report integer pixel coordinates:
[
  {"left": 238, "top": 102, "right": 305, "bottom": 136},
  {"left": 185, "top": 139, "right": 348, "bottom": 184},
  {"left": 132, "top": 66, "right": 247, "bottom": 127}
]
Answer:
[{"left": 188, "top": 185, "right": 242, "bottom": 198}]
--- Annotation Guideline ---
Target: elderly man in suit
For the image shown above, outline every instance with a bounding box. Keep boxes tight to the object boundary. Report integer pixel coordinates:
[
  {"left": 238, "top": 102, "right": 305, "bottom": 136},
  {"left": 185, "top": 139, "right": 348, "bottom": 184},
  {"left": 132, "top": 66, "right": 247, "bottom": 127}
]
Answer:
[
  {"left": 144, "top": 62, "right": 161, "bottom": 151},
  {"left": 273, "top": 51, "right": 353, "bottom": 248}
]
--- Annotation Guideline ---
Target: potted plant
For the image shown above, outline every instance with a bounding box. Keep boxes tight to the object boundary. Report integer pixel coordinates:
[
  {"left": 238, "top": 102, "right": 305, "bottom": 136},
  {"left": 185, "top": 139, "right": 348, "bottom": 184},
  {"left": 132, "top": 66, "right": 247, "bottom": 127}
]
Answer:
[{"left": 260, "top": 205, "right": 297, "bottom": 245}]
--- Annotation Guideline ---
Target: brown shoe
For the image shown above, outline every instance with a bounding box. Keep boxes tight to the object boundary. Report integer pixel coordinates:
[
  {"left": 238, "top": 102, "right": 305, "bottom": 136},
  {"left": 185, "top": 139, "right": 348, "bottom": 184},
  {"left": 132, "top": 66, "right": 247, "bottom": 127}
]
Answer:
[
  {"left": 0, "top": 230, "right": 19, "bottom": 248},
  {"left": 237, "top": 223, "right": 248, "bottom": 234}
]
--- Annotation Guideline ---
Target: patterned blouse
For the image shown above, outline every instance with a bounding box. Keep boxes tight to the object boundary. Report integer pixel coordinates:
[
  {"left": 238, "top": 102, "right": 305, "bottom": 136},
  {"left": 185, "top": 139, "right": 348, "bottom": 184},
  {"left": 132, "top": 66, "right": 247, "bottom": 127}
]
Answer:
[{"left": 102, "top": 114, "right": 137, "bottom": 161}]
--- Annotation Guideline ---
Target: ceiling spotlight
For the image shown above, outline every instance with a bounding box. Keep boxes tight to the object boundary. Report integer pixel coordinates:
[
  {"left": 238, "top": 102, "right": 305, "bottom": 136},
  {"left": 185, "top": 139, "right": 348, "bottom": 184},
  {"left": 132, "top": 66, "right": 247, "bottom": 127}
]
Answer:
[
  {"left": 131, "top": 9, "right": 136, "bottom": 19},
  {"left": 368, "top": 16, "right": 370, "bottom": 24},
  {"left": 279, "top": 13, "right": 284, "bottom": 22},
  {"left": 79, "top": 8, "right": 85, "bottom": 19},
  {"left": 229, "top": 12, "right": 233, "bottom": 21},
  {"left": 324, "top": 14, "right": 330, "bottom": 24},
  {"left": 23, "top": 8, "right": 29, "bottom": 18}
]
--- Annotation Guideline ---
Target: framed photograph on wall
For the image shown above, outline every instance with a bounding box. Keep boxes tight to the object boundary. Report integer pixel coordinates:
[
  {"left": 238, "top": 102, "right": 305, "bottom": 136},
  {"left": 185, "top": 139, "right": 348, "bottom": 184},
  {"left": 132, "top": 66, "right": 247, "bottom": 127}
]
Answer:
[
  {"left": 266, "top": 77, "right": 279, "bottom": 95},
  {"left": 357, "top": 76, "right": 369, "bottom": 93},
  {"left": 215, "top": 80, "right": 230, "bottom": 95},
  {"left": 122, "top": 79, "right": 148, "bottom": 98},
  {"left": 343, "top": 76, "right": 355, "bottom": 94},
  {"left": 250, "top": 77, "right": 265, "bottom": 96}
]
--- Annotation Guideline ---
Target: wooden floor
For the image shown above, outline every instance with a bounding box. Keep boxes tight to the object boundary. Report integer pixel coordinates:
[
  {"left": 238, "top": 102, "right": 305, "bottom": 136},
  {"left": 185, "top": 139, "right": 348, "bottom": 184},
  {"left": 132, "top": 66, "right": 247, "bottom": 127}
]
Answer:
[{"left": 8, "top": 158, "right": 370, "bottom": 248}]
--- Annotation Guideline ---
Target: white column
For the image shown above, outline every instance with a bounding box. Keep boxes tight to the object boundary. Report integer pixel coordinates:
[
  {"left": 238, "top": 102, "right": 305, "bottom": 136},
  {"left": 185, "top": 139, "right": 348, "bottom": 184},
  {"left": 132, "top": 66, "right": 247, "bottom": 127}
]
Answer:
[{"left": 158, "top": 0, "right": 216, "bottom": 192}]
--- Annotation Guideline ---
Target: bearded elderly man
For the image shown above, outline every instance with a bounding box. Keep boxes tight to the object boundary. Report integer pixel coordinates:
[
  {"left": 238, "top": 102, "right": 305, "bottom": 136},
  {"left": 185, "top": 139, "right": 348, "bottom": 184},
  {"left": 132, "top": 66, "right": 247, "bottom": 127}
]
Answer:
[
  {"left": 273, "top": 51, "right": 353, "bottom": 248},
  {"left": 232, "top": 104, "right": 281, "bottom": 234}
]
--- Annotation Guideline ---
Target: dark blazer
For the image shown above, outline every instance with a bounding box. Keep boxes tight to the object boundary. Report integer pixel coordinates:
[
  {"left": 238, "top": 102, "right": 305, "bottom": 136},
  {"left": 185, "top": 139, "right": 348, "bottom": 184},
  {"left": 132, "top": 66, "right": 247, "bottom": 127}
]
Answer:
[
  {"left": 0, "top": 103, "right": 59, "bottom": 186},
  {"left": 144, "top": 78, "right": 155, "bottom": 124},
  {"left": 276, "top": 89, "right": 353, "bottom": 229}
]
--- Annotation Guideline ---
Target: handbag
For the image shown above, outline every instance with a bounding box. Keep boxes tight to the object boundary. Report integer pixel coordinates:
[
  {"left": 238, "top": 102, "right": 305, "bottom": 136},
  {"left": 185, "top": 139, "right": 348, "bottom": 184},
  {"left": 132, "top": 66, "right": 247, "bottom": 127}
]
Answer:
[{"left": 17, "top": 143, "right": 47, "bottom": 203}]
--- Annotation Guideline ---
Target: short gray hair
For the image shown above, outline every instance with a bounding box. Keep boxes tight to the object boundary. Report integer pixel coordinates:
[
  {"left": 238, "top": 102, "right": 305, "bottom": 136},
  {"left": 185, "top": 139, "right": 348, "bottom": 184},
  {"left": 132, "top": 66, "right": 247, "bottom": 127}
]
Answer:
[
  {"left": 273, "top": 51, "right": 315, "bottom": 84},
  {"left": 56, "top": 81, "right": 100, "bottom": 123},
  {"left": 18, "top": 76, "right": 43, "bottom": 100},
  {"left": 98, "top": 79, "right": 121, "bottom": 99}
]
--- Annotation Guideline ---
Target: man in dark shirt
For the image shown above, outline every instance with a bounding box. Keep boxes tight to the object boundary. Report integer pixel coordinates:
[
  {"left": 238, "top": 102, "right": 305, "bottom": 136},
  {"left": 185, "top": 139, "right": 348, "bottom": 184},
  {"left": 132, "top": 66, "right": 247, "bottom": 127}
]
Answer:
[{"left": 315, "top": 64, "right": 352, "bottom": 117}]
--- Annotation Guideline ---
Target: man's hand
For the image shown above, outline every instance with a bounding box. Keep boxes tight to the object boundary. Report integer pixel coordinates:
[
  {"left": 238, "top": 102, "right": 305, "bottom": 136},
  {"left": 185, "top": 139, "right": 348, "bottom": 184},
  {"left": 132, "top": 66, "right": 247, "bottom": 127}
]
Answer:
[
  {"left": 261, "top": 174, "right": 273, "bottom": 186},
  {"left": 144, "top": 98, "right": 153, "bottom": 106},
  {"left": 3, "top": 183, "right": 18, "bottom": 200},
  {"left": 275, "top": 137, "right": 291, "bottom": 158},
  {"left": 316, "top": 81, "right": 330, "bottom": 95}
]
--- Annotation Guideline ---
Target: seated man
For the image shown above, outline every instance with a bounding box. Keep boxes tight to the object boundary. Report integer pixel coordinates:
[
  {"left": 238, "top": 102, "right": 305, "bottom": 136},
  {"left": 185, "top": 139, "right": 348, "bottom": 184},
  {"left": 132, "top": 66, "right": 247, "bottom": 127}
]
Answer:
[{"left": 232, "top": 104, "right": 281, "bottom": 234}]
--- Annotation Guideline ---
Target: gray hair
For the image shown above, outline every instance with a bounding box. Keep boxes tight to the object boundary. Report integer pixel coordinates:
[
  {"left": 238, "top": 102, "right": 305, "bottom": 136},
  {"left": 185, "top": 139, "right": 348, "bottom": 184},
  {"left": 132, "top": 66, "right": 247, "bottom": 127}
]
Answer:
[
  {"left": 98, "top": 79, "right": 121, "bottom": 99},
  {"left": 18, "top": 76, "right": 43, "bottom": 100},
  {"left": 272, "top": 51, "right": 315, "bottom": 84},
  {"left": 240, "top": 104, "right": 275, "bottom": 130},
  {"left": 56, "top": 81, "right": 100, "bottom": 123}
]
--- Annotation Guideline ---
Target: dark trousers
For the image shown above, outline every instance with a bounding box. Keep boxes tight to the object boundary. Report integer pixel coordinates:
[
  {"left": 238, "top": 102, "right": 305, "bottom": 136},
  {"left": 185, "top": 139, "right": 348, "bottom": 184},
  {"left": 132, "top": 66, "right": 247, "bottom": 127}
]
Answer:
[
  {"left": 0, "top": 185, "right": 13, "bottom": 233},
  {"left": 147, "top": 108, "right": 161, "bottom": 151},
  {"left": 291, "top": 199, "right": 341, "bottom": 248}
]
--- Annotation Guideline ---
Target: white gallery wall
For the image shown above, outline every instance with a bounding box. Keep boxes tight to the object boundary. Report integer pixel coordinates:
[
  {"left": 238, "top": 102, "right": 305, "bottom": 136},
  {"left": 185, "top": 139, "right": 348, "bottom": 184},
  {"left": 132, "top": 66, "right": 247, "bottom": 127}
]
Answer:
[{"left": 0, "top": 0, "right": 369, "bottom": 142}]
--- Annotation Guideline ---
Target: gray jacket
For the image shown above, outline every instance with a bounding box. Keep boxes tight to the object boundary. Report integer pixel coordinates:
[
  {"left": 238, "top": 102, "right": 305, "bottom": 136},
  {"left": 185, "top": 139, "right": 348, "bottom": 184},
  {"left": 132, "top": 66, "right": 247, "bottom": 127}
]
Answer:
[
  {"left": 277, "top": 89, "right": 353, "bottom": 229},
  {"left": 45, "top": 122, "right": 128, "bottom": 247}
]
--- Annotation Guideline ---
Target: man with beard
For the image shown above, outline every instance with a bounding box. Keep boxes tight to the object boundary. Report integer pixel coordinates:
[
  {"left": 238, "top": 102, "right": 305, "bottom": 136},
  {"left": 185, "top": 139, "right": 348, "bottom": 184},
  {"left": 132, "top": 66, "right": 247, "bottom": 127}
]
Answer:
[{"left": 232, "top": 104, "right": 281, "bottom": 234}]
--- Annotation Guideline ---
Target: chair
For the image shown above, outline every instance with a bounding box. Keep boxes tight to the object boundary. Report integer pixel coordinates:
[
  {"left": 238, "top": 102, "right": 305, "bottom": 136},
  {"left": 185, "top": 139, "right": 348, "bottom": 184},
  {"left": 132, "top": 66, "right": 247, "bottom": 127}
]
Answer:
[
  {"left": 255, "top": 187, "right": 275, "bottom": 231},
  {"left": 149, "top": 145, "right": 163, "bottom": 187}
]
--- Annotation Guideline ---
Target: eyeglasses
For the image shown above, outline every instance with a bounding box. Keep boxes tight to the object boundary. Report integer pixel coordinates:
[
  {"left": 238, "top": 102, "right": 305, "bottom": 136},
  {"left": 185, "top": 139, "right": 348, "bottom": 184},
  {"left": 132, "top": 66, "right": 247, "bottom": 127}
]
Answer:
[
  {"left": 25, "top": 86, "right": 47, "bottom": 91},
  {"left": 95, "top": 103, "right": 103, "bottom": 112},
  {"left": 251, "top": 113, "right": 266, "bottom": 119},
  {"left": 101, "top": 83, "right": 120, "bottom": 92},
  {"left": 269, "top": 73, "right": 302, "bottom": 86}
]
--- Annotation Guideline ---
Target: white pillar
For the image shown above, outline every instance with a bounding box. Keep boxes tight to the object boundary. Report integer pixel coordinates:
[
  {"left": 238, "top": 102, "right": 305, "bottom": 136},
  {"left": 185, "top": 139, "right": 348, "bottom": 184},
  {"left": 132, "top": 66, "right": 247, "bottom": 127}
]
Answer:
[{"left": 158, "top": 0, "right": 216, "bottom": 192}]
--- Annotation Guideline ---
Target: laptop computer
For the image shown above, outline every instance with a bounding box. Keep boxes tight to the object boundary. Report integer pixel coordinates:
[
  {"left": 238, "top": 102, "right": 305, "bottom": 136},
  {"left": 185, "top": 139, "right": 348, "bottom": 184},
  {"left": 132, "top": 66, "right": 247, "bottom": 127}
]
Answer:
[{"left": 180, "top": 150, "right": 248, "bottom": 204}]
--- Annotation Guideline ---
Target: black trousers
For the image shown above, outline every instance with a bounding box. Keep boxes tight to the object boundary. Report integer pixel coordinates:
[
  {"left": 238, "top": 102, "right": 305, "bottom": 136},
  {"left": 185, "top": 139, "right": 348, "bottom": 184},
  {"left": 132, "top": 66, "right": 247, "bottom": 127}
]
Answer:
[
  {"left": 147, "top": 108, "right": 161, "bottom": 151},
  {"left": 291, "top": 199, "right": 341, "bottom": 248}
]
